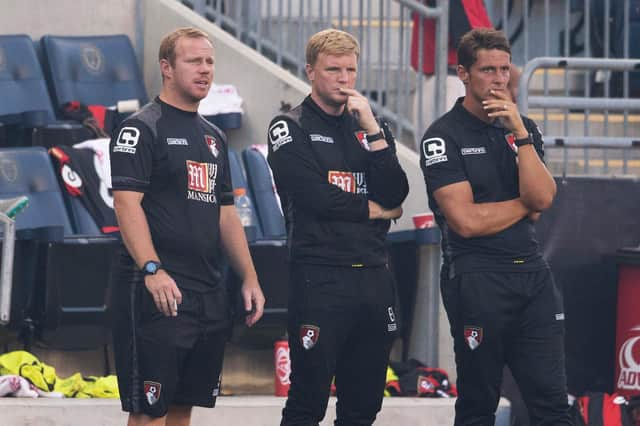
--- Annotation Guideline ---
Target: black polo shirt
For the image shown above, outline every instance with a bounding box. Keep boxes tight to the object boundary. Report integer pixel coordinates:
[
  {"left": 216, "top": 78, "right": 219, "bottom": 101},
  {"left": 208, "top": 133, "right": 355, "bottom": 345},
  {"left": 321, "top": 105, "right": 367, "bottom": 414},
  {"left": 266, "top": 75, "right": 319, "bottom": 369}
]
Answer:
[
  {"left": 420, "top": 98, "right": 547, "bottom": 276},
  {"left": 267, "top": 96, "right": 409, "bottom": 267},
  {"left": 110, "top": 97, "right": 234, "bottom": 291}
]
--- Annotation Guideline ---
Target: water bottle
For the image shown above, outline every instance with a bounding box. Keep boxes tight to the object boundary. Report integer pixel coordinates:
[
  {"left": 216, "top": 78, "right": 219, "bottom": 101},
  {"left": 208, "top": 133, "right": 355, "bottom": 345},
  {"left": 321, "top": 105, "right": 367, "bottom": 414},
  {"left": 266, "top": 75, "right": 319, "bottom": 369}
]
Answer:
[{"left": 234, "top": 187, "right": 253, "bottom": 227}]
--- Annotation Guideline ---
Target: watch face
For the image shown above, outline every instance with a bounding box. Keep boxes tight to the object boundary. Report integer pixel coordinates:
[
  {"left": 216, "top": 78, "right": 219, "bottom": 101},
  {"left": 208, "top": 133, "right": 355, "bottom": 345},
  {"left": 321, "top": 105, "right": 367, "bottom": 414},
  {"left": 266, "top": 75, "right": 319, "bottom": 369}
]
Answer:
[{"left": 145, "top": 262, "right": 159, "bottom": 274}]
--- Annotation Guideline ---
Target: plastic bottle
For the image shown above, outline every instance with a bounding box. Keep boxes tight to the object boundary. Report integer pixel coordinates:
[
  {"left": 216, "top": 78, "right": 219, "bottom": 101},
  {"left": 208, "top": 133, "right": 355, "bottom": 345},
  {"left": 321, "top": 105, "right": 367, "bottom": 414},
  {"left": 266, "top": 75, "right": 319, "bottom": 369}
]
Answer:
[{"left": 234, "top": 187, "right": 253, "bottom": 227}]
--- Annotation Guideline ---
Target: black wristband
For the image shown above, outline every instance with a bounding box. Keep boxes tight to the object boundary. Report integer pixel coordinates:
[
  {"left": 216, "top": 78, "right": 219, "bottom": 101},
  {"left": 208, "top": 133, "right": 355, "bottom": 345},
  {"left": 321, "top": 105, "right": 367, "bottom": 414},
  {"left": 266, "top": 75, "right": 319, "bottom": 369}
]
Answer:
[
  {"left": 366, "top": 129, "right": 385, "bottom": 143},
  {"left": 514, "top": 135, "right": 533, "bottom": 147}
]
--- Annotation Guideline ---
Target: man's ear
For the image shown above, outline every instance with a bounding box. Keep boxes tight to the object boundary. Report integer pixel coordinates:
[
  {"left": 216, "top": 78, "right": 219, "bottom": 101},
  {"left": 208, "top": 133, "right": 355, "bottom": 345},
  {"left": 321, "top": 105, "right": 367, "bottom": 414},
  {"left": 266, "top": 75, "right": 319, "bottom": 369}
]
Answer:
[
  {"left": 457, "top": 64, "right": 469, "bottom": 84},
  {"left": 305, "top": 63, "right": 314, "bottom": 83},
  {"left": 160, "top": 59, "right": 173, "bottom": 81}
]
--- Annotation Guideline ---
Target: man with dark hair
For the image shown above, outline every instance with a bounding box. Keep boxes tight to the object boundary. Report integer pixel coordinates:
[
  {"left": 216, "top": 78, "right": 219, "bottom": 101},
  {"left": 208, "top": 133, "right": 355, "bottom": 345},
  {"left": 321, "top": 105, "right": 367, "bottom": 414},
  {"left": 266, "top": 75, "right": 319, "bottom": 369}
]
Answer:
[
  {"left": 420, "top": 28, "right": 571, "bottom": 425},
  {"left": 110, "top": 27, "right": 265, "bottom": 426},
  {"left": 411, "top": 0, "right": 521, "bottom": 129},
  {"left": 268, "top": 28, "right": 409, "bottom": 426}
]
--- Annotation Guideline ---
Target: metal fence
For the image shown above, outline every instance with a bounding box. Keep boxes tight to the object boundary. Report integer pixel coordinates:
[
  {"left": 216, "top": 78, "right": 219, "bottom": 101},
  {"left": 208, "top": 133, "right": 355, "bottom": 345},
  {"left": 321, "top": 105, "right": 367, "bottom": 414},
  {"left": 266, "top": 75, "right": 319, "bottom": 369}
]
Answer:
[
  {"left": 489, "top": 0, "right": 640, "bottom": 176},
  {"left": 519, "top": 57, "right": 640, "bottom": 176},
  {"left": 181, "top": 0, "right": 640, "bottom": 175},
  {"left": 180, "top": 0, "right": 449, "bottom": 149}
]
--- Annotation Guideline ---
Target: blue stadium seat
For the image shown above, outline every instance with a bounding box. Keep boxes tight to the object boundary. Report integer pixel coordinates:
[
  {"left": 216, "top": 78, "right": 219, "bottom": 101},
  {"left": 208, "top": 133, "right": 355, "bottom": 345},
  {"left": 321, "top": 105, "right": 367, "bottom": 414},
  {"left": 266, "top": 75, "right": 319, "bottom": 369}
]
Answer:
[
  {"left": 0, "top": 35, "right": 56, "bottom": 124},
  {"left": 0, "top": 147, "right": 116, "bottom": 354},
  {"left": 0, "top": 147, "right": 71, "bottom": 238},
  {"left": 40, "top": 35, "right": 148, "bottom": 111},
  {"left": 0, "top": 35, "right": 91, "bottom": 148},
  {"left": 0, "top": 35, "right": 57, "bottom": 147},
  {"left": 241, "top": 147, "right": 286, "bottom": 240}
]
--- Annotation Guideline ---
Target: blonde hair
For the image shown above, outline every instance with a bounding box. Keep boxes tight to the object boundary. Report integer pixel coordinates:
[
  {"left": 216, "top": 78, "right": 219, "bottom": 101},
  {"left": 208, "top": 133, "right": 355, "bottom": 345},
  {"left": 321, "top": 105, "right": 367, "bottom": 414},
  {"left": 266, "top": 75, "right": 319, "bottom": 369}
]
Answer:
[
  {"left": 158, "top": 27, "right": 212, "bottom": 66},
  {"left": 305, "top": 29, "right": 360, "bottom": 66}
]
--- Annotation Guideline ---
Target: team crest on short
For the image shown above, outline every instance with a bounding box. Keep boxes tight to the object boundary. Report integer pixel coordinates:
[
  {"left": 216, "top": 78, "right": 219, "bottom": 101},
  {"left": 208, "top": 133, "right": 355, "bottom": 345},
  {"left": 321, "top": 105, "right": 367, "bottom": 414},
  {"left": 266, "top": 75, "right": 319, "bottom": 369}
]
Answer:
[
  {"left": 144, "top": 381, "right": 162, "bottom": 406},
  {"left": 205, "top": 135, "right": 219, "bottom": 157},
  {"left": 464, "top": 326, "right": 483, "bottom": 350},
  {"left": 300, "top": 324, "right": 320, "bottom": 350}
]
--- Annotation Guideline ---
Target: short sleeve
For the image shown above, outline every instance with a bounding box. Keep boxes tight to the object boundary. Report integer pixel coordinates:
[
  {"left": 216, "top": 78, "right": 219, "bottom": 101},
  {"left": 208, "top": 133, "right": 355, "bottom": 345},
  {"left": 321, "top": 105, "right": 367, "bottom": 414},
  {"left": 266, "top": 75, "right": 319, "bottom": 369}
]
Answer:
[
  {"left": 419, "top": 129, "right": 468, "bottom": 193},
  {"left": 110, "top": 119, "right": 154, "bottom": 192},
  {"left": 217, "top": 130, "right": 234, "bottom": 206}
]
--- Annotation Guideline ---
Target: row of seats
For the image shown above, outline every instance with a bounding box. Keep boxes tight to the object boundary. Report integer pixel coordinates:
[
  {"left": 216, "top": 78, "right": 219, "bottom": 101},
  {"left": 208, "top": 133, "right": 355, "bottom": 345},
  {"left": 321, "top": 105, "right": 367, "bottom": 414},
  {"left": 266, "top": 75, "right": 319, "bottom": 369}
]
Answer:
[
  {"left": 0, "top": 142, "right": 289, "bottom": 354},
  {"left": 0, "top": 34, "right": 148, "bottom": 147},
  {"left": 0, "top": 146, "right": 117, "bottom": 358}
]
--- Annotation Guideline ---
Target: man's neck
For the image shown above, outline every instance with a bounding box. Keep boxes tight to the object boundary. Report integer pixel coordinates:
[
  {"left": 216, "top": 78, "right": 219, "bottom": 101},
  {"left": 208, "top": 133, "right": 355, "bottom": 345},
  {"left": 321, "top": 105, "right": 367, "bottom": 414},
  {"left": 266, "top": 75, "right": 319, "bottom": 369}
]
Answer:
[
  {"left": 310, "top": 92, "right": 344, "bottom": 116},
  {"left": 159, "top": 90, "right": 199, "bottom": 112},
  {"left": 462, "top": 96, "right": 491, "bottom": 123}
]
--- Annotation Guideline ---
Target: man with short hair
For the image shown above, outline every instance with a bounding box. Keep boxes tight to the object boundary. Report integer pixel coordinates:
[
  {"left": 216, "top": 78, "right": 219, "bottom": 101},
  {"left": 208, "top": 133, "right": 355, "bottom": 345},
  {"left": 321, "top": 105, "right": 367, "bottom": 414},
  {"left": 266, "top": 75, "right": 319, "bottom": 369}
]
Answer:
[
  {"left": 110, "top": 27, "right": 265, "bottom": 426},
  {"left": 420, "top": 28, "right": 571, "bottom": 425},
  {"left": 267, "top": 28, "right": 409, "bottom": 425}
]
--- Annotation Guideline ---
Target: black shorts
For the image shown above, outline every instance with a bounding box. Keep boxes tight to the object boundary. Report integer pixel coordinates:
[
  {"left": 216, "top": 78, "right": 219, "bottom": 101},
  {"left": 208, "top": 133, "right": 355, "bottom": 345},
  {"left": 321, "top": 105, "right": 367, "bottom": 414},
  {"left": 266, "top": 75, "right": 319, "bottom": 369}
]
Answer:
[{"left": 110, "top": 254, "right": 231, "bottom": 418}]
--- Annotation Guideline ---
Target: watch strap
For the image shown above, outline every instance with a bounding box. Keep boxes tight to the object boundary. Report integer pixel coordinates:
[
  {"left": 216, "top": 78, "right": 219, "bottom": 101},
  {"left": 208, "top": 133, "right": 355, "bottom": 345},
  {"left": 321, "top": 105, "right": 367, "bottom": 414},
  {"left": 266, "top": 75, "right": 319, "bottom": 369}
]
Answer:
[
  {"left": 366, "top": 129, "right": 385, "bottom": 143},
  {"left": 142, "top": 260, "right": 163, "bottom": 276},
  {"left": 514, "top": 134, "right": 533, "bottom": 147}
]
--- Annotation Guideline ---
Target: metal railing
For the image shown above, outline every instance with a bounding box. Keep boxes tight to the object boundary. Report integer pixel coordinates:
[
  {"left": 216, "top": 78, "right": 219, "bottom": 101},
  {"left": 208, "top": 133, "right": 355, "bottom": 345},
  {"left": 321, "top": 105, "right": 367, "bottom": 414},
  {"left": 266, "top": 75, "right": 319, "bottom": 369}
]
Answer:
[
  {"left": 183, "top": 0, "right": 640, "bottom": 174},
  {"left": 490, "top": 0, "right": 640, "bottom": 176},
  {"left": 519, "top": 57, "right": 640, "bottom": 176},
  {"left": 180, "top": 0, "right": 449, "bottom": 149}
]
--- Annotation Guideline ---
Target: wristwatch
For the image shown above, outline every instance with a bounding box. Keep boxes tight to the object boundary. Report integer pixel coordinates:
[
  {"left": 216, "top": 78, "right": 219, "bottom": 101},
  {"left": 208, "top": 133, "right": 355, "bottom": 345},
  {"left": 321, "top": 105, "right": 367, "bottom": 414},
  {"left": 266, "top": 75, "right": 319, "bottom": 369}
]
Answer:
[
  {"left": 514, "top": 134, "right": 534, "bottom": 147},
  {"left": 142, "top": 260, "right": 163, "bottom": 276},
  {"left": 366, "top": 128, "right": 385, "bottom": 143}
]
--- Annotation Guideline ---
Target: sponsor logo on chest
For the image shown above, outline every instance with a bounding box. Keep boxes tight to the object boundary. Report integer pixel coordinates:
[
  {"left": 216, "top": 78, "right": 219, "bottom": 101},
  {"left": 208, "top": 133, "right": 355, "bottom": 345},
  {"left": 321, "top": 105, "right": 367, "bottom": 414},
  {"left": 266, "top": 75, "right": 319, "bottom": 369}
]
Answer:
[
  {"left": 461, "top": 147, "right": 487, "bottom": 155},
  {"left": 166, "top": 137, "right": 188, "bottom": 146},
  {"left": 186, "top": 160, "right": 218, "bottom": 204},
  {"left": 309, "top": 133, "right": 334, "bottom": 144},
  {"left": 328, "top": 170, "right": 368, "bottom": 194}
]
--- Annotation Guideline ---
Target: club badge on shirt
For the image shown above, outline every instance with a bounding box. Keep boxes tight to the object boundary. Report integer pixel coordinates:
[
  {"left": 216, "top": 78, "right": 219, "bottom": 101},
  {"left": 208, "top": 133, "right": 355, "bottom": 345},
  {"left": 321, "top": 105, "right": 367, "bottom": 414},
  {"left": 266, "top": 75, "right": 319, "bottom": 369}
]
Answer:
[
  {"left": 205, "top": 135, "right": 219, "bottom": 158},
  {"left": 354, "top": 130, "right": 370, "bottom": 151},
  {"left": 504, "top": 132, "right": 518, "bottom": 153}
]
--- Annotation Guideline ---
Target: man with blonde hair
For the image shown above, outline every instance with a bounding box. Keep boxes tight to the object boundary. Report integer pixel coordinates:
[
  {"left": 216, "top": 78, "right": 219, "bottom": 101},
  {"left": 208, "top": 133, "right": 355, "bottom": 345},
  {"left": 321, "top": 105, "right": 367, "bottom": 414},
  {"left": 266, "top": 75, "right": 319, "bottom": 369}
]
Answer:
[
  {"left": 268, "top": 28, "right": 409, "bottom": 425},
  {"left": 110, "top": 27, "right": 265, "bottom": 426}
]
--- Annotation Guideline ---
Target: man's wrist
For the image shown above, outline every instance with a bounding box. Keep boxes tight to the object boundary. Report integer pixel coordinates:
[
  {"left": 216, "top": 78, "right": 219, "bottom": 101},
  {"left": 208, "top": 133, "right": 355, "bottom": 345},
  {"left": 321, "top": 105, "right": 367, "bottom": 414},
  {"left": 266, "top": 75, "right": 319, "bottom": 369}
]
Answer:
[{"left": 514, "top": 129, "right": 530, "bottom": 140}]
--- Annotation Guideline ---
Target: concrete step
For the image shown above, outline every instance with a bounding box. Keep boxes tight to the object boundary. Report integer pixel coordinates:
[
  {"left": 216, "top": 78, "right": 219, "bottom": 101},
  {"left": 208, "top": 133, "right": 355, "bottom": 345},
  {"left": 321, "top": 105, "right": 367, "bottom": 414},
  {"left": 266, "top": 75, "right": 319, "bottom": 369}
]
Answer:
[{"left": 0, "top": 396, "right": 511, "bottom": 426}]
